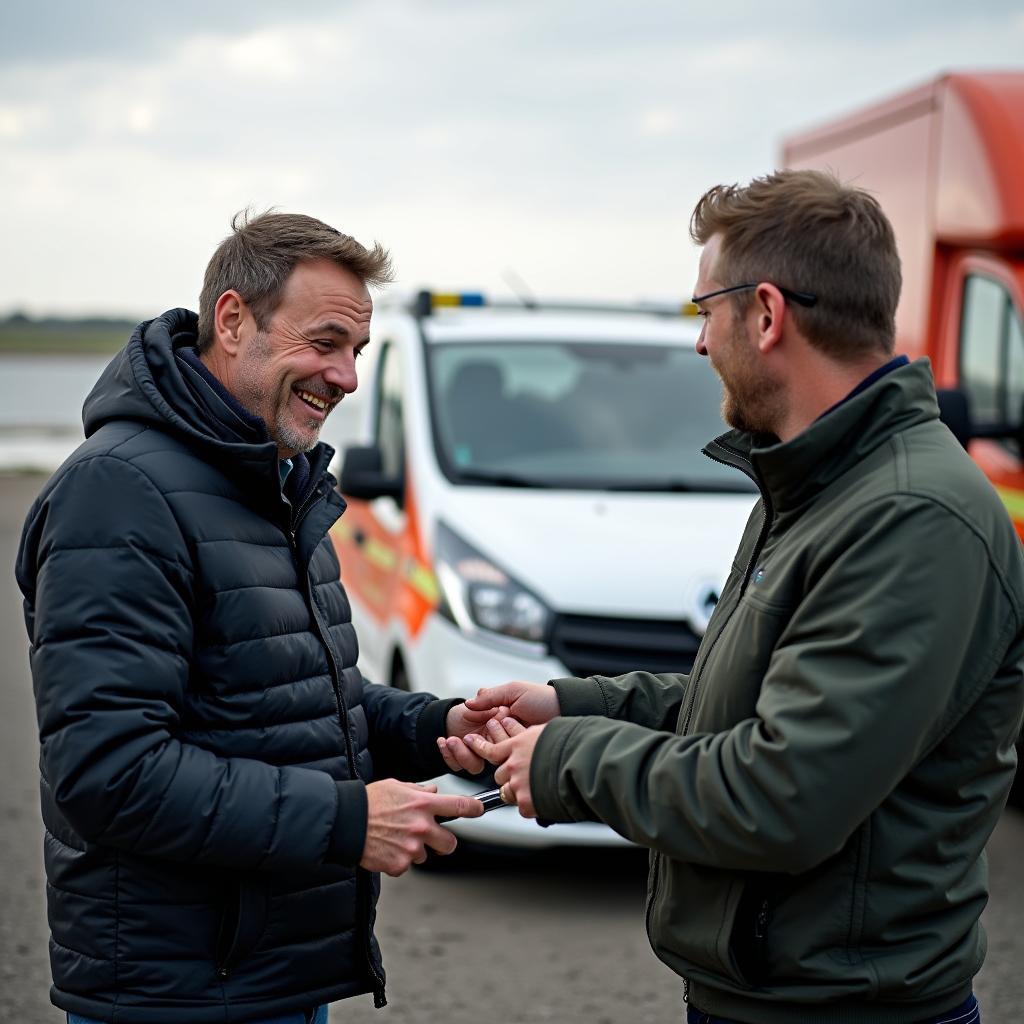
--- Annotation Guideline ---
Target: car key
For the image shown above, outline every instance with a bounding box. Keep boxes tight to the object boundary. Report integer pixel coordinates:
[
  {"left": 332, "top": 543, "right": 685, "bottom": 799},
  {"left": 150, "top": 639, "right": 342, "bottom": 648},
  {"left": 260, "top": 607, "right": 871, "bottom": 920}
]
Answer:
[{"left": 437, "top": 786, "right": 506, "bottom": 823}]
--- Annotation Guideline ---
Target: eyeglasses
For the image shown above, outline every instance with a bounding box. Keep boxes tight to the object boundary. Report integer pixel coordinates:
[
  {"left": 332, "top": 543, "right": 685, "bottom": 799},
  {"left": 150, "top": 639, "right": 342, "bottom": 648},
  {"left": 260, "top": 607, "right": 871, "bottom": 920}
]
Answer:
[{"left": 690, "top": 282, "right": 818, "bottom": 307}]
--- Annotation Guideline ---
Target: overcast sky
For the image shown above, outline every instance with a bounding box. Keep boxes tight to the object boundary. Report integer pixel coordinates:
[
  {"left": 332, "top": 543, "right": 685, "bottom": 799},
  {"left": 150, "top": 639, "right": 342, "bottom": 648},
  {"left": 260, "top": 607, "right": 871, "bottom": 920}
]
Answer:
[{"left": 2, "top": 0, "right": 1023, "bottom": 317}]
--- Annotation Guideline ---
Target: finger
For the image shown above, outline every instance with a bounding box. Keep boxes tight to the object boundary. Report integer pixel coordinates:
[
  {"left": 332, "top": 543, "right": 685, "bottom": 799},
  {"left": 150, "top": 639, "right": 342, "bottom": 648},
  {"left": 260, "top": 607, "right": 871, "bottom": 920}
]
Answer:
[
  {"left": 463, "top": 733, "right": 511, "bottom": 764},
  {"left": 464, "top": 684, "right": 519, "bottom": 711},
  {"left": 436, "top": 738, "right": 465, "bottom": 774},
  {"left": 485, "top": 716, "right": 526, "bottom": 741},
  {"left": 458, "top": 705, "right": 505, "bottom": 724},
  {"left": 496, "top": 716, "right": 527, "bottom": 737},
  {"left": 444, "top": 736, "right": 486, "bottom": 774},
  {"left": 426, "top": 825, "right": 459, "bottom": 856},
  {"left": 517, "top": 795, "right": 537, "bottom": 819},
  {"left": 494, "top": 763, "right": 509, "bottom": 787},
  {"left": 426, "top": 793, "right": 485, "bottom": 820}
]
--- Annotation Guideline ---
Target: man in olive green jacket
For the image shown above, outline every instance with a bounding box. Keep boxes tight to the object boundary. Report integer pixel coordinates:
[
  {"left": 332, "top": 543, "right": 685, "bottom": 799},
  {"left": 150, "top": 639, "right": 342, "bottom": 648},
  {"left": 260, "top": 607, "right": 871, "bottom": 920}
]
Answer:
[{"left": 446, "top": 171, "right": 1024, "bottom": 1023}]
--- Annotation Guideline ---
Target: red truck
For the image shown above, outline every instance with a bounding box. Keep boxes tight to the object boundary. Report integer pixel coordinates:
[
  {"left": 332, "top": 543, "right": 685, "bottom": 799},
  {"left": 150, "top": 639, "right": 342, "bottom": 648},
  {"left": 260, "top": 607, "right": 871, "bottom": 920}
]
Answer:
[{"left": 782, "top": 71, "right": 1024, "bottom": 539}]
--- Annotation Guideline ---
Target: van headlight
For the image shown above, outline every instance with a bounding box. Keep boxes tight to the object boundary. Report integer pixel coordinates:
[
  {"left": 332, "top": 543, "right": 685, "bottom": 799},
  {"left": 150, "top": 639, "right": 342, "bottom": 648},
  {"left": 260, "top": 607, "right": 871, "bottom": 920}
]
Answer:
[{"left": 434, "top": 520, "right": 551, "bottom": 649}]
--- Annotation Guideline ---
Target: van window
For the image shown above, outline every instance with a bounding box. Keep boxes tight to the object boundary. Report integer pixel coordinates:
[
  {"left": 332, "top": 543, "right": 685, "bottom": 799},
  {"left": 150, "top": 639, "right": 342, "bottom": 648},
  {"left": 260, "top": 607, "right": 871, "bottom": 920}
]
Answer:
[
  {"left": 375, "top": 342, "right": 405, "bottom": 479},
  {"left": 1007, "top": 307, "right": 1024, "bottom": 431},
  {"left": 426, "top": 340, "right": 755, "bottom": 492},
  {"left": 960, "top": 275, "right": 1024, "bottom": 439}
]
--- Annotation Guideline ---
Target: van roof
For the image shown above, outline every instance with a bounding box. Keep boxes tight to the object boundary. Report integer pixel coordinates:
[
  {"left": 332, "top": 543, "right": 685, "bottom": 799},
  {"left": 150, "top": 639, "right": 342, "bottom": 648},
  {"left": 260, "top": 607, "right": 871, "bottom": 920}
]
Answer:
[
  {"left": 424, "top": 309, "right": 702, "bottom": 346},
  {"left": 378, "top": 303, "right": 703, "bottom": 347}
]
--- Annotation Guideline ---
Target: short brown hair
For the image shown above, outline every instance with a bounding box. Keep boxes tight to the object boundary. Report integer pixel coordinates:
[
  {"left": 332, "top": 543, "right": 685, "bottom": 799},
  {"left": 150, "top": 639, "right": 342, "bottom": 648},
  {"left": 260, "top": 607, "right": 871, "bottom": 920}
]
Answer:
[
  {"left": 690, "top": 170, "right": 901, "bottom": 359},
  {"left": 196, "top": 210, "right": 394, "bottom": 352}
]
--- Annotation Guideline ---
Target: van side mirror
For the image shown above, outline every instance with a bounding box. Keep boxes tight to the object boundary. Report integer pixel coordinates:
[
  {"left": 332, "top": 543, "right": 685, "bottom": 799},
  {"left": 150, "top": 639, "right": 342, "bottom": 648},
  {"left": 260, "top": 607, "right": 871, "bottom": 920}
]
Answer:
[
  {"left": 339, "top": 445, "right": 404, "bottom": 504},
  {"left": 935, "top": 388, "right": 972, "bottom": 450}
]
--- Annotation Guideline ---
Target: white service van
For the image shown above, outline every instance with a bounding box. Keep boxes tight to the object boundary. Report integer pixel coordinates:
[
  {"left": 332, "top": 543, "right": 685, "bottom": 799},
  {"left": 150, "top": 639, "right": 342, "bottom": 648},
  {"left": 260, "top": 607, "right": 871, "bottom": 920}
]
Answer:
[{"left": 330, "top": 292, "right": 758, "bottom": 848}]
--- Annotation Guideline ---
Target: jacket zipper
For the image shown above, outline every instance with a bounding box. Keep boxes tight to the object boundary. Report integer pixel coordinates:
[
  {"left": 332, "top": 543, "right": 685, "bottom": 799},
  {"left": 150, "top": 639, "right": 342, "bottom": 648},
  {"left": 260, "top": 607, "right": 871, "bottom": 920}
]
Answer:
[
  {"left": 287, "top": 487, "right": 388, "bottom": 1008},
  {"left": 680, "top": 439, "right": 772, "bottom": 735},
  {"left": 753, "top": 898, "right": 770, "bottom": 979},
  {"left": 644, "top": 437, "right": 773, "bottom": 981}
]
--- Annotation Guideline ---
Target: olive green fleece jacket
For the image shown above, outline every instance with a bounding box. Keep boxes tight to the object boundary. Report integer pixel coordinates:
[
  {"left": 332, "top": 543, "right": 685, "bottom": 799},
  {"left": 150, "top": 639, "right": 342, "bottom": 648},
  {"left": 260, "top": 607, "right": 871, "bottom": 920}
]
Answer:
[{"left": 531, "top": 360, "right": 1024, "bottom": 1024}]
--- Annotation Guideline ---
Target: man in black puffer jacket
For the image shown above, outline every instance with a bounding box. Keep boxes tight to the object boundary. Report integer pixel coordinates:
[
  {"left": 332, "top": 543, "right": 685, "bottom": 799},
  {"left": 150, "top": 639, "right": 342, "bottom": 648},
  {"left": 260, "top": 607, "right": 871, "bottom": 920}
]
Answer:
[{"left": 16, "top": 212, "right": 491, "bottom": 1024}]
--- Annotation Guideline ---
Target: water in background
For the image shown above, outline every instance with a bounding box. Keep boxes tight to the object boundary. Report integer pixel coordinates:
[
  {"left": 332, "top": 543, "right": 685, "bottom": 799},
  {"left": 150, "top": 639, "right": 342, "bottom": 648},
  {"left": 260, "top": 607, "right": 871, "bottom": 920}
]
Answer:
[{"left": 0, "top": 355, "right": 365, "bottom": 471}]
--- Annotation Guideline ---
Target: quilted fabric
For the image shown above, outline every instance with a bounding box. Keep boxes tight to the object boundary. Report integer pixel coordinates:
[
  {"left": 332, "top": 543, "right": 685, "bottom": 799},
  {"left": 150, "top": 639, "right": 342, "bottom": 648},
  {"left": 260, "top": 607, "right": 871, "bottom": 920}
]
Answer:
[{"left": 16, "top": 309, "right": 438, "bottom": 1023}]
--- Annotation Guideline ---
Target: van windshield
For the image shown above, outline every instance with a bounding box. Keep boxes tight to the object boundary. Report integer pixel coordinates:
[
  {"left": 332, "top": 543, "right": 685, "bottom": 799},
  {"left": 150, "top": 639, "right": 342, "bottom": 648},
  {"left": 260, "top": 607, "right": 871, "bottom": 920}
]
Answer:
[{"left": 426, "top": 340, "right": 756, "bottom": 492}]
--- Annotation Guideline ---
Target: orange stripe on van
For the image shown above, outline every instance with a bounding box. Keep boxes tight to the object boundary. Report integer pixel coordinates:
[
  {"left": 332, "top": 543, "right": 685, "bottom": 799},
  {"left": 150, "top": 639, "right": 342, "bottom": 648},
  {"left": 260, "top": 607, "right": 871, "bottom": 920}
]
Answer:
[
  {"left": 397, "top": 485, "right": 441, "bottom": 638},
  {"left": 331, "top": 475, "right": 441, "bottom": 638}
]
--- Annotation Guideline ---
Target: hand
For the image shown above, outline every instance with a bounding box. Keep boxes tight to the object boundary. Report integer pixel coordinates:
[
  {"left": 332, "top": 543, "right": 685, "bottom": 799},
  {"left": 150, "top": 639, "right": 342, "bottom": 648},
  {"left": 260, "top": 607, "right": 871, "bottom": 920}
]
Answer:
[
  {"left": 359, "top": 780, "right": 484, "bottom": 876},
  {"left": 464, "top": 681, "right": 560, "bottom": 728},
  {"left": 464, "top": 716, "right": 546, "bottom": 818},
  {"left": 438, "top": 703, "right": 513, "bottom": 775}
]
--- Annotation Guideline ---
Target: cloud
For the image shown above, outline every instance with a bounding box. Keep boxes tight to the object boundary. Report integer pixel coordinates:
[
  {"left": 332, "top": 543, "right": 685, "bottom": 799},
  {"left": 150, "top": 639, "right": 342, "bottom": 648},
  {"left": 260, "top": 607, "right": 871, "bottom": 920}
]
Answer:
[{"left": 1, "top": 1, "right": 1023, "bottom": 314}]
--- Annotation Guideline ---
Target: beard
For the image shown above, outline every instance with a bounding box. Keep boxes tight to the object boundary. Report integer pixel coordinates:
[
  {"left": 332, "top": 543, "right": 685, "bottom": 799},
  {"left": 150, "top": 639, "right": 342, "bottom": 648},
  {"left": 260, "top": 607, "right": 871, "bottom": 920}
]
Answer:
[
  {"left": 232, "top": 331, "right": 336, "bottom": 455},
  {"left": 715, "top": 316, "right": 785, "bottom": 436}
]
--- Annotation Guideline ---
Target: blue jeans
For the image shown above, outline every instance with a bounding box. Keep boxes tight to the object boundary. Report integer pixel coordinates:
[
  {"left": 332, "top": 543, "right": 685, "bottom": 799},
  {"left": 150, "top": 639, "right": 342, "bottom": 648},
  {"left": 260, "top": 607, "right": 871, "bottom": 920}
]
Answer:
[
  {"left": 686, "top": 993, "right": 980, "bottom": 1024},
  {"left": 70, "top": 1006, "right": 328, "bottom": 1024}
]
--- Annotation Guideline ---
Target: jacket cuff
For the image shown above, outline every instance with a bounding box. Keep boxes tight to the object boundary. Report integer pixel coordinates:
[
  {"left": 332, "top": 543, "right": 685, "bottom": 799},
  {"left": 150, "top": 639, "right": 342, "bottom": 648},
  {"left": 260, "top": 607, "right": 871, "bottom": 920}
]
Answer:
[
  {"left": 549, "top": 677, "right": 608, "bottom": 717},
  {"left": 530, "top": 716, "right": 590, "bottom": 823},
  {"left": 328, "top": 780, "right": 368, "bottom": 866},
  {"left": 415, "top": 697, "right": 465, "bottom": 776}
]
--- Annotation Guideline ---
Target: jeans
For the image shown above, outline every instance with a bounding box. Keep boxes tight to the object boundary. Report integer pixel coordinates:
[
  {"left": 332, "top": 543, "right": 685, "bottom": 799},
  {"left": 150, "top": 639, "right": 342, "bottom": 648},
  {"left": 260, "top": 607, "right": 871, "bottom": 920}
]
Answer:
[
  {"left": 69, "top": 1006, "right": 328, "bottom": 1024},
  {"left": 686, "top": 993, "right": 980, "bottom": 1024}
]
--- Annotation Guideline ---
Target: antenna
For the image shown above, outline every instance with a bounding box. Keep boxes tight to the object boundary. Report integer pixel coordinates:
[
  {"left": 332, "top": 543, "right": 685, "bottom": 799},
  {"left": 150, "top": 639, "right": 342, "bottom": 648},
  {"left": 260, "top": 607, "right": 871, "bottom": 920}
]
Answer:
[{"left": 501, "top": 268, "right": 539, "bottom": 310}]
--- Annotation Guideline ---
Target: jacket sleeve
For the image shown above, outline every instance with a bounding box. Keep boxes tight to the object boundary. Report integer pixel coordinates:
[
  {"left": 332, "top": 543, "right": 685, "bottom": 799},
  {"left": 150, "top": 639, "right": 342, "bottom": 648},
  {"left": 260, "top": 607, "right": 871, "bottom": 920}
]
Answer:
[
  {"left": 19, "top": 456, "right": 360, "bottom": 872},
  {"left": 531, "top": 498, "right": 1022, "bottom": 872},
  {"left": 361, "top": 684, "right": 461, "bottom": 781},
  {"left": 551, "top": 671, "right": 690, "bottom": 731}
]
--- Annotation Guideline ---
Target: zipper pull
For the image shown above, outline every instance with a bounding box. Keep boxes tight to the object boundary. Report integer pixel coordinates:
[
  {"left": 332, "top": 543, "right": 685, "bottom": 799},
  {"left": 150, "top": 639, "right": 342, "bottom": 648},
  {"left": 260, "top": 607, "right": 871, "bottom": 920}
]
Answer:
[{"left": 373, "top": 985, "right": 387, "bottom": 1009}]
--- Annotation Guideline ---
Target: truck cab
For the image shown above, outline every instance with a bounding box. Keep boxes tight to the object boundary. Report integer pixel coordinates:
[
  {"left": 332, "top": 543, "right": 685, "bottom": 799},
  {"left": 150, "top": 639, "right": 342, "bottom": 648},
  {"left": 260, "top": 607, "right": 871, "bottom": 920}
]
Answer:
[{"left": 783, "top": 72, "right": 1024, "bottom": 538}]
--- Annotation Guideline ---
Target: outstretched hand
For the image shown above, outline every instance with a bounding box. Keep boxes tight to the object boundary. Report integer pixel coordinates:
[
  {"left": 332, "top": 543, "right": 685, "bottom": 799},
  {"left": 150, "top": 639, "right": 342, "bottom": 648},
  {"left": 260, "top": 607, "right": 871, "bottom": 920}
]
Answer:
[
  {"left": 464, "top": 716, "right": 545, "bottom": 818},
  {"left": 360, "top": 780, "right": 483, "bottom": 876},
  {"left": 440, "top": 703, "right": 513, "bottom": 774},
  {"left": 465, "top": 681, "right": 560, "bottom": 727},
  {"left": 439, "top": 682, "right": 559, "bottom": 776}
]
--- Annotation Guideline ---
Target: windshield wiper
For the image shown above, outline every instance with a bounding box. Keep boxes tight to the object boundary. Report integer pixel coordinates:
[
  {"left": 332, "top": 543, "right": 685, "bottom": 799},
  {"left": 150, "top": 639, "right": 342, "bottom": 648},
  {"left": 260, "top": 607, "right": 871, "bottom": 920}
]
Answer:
[{"left": 453, "top": 468, "right": 555, "bottom": 488}]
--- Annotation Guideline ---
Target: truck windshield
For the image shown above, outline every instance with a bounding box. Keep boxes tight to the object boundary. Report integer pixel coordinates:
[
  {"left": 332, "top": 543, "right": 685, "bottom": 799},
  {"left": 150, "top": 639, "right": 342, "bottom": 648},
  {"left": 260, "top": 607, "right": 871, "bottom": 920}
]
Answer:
[{"left": 426, "top": 340, "right": 756, "bottom": 492}]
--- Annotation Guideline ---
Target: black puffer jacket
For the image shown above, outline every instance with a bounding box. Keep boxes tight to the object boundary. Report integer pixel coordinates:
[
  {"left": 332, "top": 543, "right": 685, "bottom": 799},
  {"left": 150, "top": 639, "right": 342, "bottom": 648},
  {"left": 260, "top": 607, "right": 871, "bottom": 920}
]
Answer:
[{"left": 16, "top": 309, "right": 453, "bottom": 1023}]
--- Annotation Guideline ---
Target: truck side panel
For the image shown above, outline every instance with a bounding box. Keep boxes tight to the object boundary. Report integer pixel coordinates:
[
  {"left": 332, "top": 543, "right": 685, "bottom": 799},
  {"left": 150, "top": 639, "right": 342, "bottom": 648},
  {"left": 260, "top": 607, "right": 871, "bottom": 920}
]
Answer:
[{"left": 782, "top": 91, "right": 938, "bottom": 361}]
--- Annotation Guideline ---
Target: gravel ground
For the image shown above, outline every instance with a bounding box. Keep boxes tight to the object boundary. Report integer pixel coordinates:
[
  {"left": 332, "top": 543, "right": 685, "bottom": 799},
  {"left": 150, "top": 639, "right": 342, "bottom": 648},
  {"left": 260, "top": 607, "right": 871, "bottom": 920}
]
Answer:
[{"left": 1, "top": 472, "right": 1021, "bottom": 1024}]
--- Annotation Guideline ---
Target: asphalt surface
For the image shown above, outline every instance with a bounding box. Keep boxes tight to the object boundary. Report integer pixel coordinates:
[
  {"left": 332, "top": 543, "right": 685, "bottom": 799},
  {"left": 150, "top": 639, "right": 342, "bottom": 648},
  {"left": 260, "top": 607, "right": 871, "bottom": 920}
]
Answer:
[{"left": 1, "top": 471, "right": 1021, "bottom": 1024}]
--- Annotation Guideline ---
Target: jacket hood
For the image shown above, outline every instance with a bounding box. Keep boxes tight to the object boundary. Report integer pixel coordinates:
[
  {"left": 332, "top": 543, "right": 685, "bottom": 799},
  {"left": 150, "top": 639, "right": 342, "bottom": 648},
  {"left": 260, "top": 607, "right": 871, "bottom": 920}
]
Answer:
[
  {"left": 83, "top": 308, "right": 335, "bottom": 488},
  {"left": 705, "top": 359, "right": 940, "bottom": 512}
]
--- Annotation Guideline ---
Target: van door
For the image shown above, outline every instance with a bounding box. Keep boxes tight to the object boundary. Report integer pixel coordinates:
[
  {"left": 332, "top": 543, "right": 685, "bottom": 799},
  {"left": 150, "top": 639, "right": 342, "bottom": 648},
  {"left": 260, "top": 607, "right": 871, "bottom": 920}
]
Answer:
[
  {"left": 333, "top": 340, "right": 409, "bottom": 682},
  {"left": 956, "top": 267, "right": 1024, "bottom": 539}
]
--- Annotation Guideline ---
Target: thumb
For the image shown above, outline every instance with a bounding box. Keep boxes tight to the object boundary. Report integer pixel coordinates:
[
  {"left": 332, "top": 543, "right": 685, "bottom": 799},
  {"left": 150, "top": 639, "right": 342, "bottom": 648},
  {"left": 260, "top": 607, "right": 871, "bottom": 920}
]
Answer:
[{"left": 465, "top": 684, "right": 516, "bottom": 710}]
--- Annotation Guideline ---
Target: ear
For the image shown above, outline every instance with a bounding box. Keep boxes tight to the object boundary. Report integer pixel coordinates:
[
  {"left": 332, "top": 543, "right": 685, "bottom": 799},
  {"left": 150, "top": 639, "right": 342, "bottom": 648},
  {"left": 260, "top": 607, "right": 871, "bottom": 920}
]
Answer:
[
  {"left": 212, "top": 290, "right": 249, "bottom": 356},
  {"left": 753, "top": 283, "right": 787, "bottom": 355}
]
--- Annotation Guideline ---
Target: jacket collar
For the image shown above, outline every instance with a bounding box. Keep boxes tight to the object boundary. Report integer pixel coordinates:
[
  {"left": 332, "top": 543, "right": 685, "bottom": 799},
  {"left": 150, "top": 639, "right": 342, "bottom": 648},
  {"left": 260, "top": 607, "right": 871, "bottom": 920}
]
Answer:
[{"left": 704, "top": 359, "right": 939, "bottom": 512}]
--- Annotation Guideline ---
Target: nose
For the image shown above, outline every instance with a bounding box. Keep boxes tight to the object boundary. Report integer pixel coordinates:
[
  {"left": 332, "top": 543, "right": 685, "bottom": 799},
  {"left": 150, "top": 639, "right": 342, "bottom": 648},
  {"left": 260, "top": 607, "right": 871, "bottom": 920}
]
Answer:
[
  {"left": 321, "top": 350, "right": 358, "bottom": 394},
  {"left": 696, "top": 328, "right": 709, "bottom": 357}
]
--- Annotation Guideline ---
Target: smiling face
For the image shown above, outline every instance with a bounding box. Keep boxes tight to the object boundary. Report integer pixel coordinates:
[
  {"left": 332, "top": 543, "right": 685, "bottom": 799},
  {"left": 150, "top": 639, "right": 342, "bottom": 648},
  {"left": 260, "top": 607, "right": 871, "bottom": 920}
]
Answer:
[{"left": 228, "top": 259, "right": 373, "bottom": 457}]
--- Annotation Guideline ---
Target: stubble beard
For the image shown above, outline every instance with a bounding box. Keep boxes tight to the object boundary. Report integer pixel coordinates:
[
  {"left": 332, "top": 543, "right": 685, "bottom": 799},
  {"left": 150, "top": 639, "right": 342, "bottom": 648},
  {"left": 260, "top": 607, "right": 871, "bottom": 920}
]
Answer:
[
  {"left": 718, "top": 316, "right": 785, "bottom": 436},
  {"left": 274, "top": 408, "right": 322, "bottom": 455},
  {"left": 233, "top": 330, "right": 324, "bottom": 455}
]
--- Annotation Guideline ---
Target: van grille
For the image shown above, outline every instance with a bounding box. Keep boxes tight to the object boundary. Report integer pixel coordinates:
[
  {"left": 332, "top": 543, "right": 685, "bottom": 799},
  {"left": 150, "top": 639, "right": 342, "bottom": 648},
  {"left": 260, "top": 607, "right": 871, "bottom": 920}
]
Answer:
[{"left": 548, "top": 613, "right": 702, "bottom": 679}]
